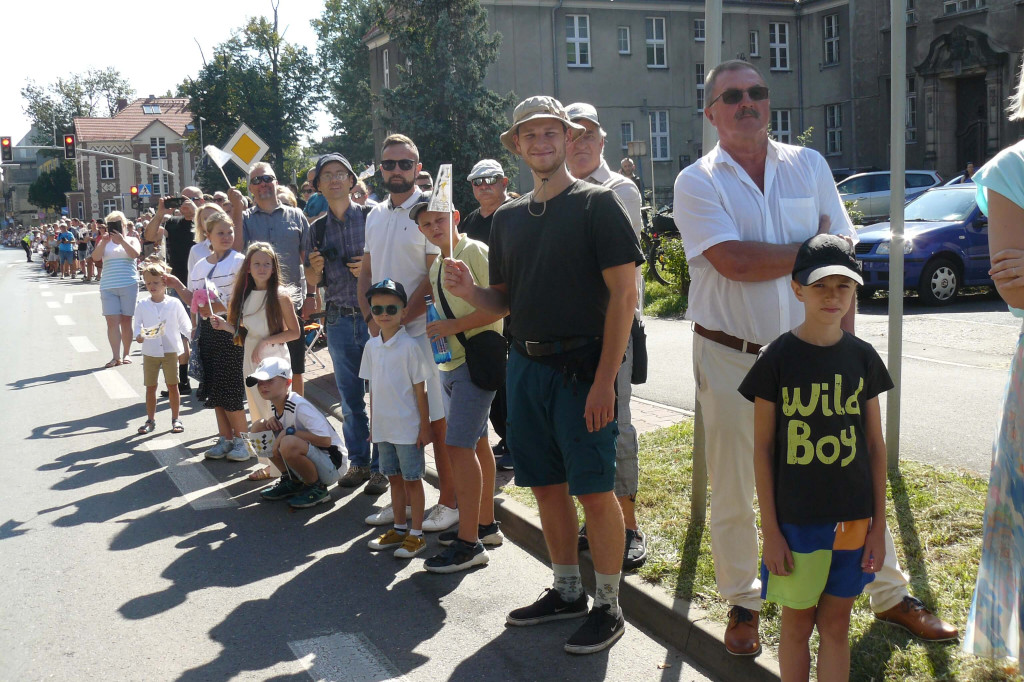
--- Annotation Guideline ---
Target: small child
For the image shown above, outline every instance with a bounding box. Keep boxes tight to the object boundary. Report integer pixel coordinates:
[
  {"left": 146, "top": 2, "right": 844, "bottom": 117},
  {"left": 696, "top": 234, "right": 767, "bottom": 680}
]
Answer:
[
  {"left": 359, "top": 279, "right": 433, "bottom": 559},
  {"left": 133, "top": 260, "right": 192, "bottom": 434},
  {"left": 249, "top": 357, "right": 348, "bottom": 509},
  {"left": 739, "top": 234, "right": 893, "bottom": 682}
]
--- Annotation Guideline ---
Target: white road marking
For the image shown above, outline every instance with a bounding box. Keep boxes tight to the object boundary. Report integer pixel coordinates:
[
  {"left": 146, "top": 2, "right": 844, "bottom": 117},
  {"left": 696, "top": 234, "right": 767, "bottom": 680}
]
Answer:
[
  {"left": 93, "top": 368, "right": 138, "bottom": 399},
  {"left": 288, "top": 632, "right": 408, "bottom": 682},
  {"left": 46, "top": 301, "right": 61, "bottom": 309},
  {"left": 931, "top": 315, "right": 1020, "bottom": 329},
  {"left": 877, "top": 349, "right": 1001, "bottom": 370},
  {"left": 54, "top": 315, "right": 74, "bottom": 326},
  {"left": 41, "top": 292, "right": 52, "bottom": 297},
  {"left": 64, "top": 290, "right": 100, "bottom": 304},
  {"left": 68, "top": 336, "right": 98, "bottom": 353},
  {"left": 39, "top": 284, "right": 49, "bottom": 289},
  {"left": 143, "top": 440, "right": 238, "bottom": 510}
]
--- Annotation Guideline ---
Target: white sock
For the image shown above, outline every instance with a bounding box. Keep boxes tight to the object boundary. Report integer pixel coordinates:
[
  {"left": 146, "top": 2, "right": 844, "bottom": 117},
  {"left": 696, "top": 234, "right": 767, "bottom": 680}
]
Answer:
[
  {"left": 593, "top": 571, "right": 621, "bottom": 616},
  {"left": 552, "top": 563, "right": 584, "bottom": 602}
]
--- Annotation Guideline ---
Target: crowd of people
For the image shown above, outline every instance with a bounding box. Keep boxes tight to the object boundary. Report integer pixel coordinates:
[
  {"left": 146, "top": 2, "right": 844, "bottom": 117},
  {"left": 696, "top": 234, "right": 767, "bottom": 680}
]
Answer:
[{"left": 16, "top": 55, "right": 1024, "bottom": 673}]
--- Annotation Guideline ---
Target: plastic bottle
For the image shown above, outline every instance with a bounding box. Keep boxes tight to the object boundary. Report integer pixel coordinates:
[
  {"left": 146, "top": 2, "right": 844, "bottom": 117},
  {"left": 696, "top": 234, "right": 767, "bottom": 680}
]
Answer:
[{"left": 424, "top": 294, "right": 452, "bottom": 363}]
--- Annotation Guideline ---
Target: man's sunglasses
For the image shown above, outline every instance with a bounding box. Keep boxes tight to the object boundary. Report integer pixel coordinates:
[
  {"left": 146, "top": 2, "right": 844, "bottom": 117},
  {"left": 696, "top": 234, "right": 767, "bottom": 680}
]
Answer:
[
  {"left": 249, "top": 174, "right": 276, "bottom": 185},
  {"left": 380, "top": 159, "right": 416, "bottom": 171},
  {"left": 708, "top": 85, "right": 770, "bottom": 107},
  {"left": 370, "top": 304, "right": 401, "bottom": 316},
  {"left": 472, "top": 176, "right": 502, "bottom": 187}
]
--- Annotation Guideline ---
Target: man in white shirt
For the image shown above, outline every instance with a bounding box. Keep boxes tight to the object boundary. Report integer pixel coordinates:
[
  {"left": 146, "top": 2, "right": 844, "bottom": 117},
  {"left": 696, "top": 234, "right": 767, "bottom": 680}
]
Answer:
[
  {"left": 357, "top": 134, "right": 458, "bottom": 532},
  {"left": 674, "top": 59, "right": 957, "bottom": 656}
]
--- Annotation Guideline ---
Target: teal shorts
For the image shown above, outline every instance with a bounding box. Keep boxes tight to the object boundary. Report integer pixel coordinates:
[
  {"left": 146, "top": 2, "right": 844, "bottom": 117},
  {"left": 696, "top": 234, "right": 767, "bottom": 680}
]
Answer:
[
  {"left": 506, "top": 346, "right": 617, "bottom": 496},
  {"left": 761, "top": 518, "right": 875, "bottom": 610}
]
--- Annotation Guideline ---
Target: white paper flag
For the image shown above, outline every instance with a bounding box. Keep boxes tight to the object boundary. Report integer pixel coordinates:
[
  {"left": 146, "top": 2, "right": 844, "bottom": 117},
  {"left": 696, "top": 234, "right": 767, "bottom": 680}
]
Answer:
[
  {"left": 140, "top": 321, "right": 165, "bottom": 339},
  {"left": 357, "top": 164, "right": 375, "bottom": 180},
  {"left": 204, "top": 145, "right": 233, "bottom": 169},
  {"left": 427, "top": 164, "right": 453, "bottom": 213}
]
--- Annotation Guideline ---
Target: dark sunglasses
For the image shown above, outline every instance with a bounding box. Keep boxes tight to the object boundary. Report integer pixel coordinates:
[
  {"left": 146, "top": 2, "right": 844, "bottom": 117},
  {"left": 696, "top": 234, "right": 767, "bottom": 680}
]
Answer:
[
  {"left": 417, "top": 183, "right": 433, "bottom": 190},
  {"left": 370, "top": 304, "right": 401, "bottom": 316},
  {"left": 301, "top": 189, "right": 314, "bottom": 195},
  {"left": 708, "top": 85, "right": 770, "bottom": 107},
  {"left": 249, "top": 174, "right": 276, "bottom": 185},
  {"left": 472, "top": 176, "right": 502, "bottom": 187},
  {"left": 380, "top": 159, "right": 416, "bottom": 171}
]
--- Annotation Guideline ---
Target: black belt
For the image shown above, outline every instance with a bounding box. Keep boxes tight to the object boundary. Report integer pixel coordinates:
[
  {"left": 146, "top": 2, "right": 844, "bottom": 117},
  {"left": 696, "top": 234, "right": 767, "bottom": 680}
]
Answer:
[
  {"left": 514, "top": 336, "right": 600, "bottom": 357},
  {"left": 326, "top": 302, "right": 361, "bottom": 318},
  {"left": 693, "top": 323, "right": 762, "bottom": 355}
]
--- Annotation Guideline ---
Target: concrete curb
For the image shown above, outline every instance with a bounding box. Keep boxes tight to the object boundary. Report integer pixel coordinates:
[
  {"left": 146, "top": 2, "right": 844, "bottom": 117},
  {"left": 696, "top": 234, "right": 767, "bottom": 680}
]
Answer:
[{"left": 305, "top": 381, "right": 782, "bottom": 682}]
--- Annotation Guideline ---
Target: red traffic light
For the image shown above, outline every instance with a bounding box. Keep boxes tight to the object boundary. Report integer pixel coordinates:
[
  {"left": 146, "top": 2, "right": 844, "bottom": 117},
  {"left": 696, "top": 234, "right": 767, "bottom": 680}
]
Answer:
[
  {"left": 64, "top": 136, "right": 74, "bottom": 145},
  {"left": 0, "top": 137, "right": 11, "bottom": 163},
  {"left": 63, "top": 134, "right": 77, "bottom": 159},
  {"left": 130, "top": 185, "right": 139, "bottom": 195}
]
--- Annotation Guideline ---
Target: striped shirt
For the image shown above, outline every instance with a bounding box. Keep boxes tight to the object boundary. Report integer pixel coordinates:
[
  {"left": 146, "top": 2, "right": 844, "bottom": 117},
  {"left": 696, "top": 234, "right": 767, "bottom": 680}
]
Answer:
[
  {"left": 188, "top": 251, "right": 244, "bottom": 307},
  {"left": 99, "top": 238, "right": 141, "bottom": 290}
]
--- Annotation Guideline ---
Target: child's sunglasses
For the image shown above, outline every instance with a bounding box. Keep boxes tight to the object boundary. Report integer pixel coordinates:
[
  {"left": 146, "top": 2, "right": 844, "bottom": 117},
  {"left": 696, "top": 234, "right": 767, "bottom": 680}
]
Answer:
[{"left": 370, "top": 304, "right": 401, "bottom": 316}]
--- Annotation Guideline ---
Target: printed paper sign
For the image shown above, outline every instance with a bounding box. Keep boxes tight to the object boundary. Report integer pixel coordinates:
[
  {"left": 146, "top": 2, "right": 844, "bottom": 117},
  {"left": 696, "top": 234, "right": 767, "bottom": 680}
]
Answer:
[
  {"left": 241, "top": 431, "right": 275, "bottom": 458},
  {"left": 427, "top": 164, "right": 453, "bottom": 213},
  {"left": 140, "top": 322, "right": 165, "bottom": 339}
]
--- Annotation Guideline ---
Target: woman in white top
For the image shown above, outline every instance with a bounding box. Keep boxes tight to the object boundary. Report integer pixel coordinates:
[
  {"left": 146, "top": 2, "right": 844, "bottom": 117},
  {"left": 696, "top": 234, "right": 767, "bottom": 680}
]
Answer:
[
  {"left": 186, "top": 203, "right": 222, "bottom": 281},
  {"left": 93, "top": 211, "right": 142, "bottom": 368}
]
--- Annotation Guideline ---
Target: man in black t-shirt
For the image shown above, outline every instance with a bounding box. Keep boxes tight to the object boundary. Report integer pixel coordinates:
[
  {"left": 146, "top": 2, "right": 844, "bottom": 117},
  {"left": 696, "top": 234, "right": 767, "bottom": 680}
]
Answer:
[{"left": 445, "top": 96, "right": 643, "bottom": 655}]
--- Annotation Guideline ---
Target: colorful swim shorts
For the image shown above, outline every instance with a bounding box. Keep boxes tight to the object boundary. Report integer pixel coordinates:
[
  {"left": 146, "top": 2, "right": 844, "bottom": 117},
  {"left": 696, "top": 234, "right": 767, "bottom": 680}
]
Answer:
[{"left": 760, "top": 518, "right": 875, "bottom": 610}]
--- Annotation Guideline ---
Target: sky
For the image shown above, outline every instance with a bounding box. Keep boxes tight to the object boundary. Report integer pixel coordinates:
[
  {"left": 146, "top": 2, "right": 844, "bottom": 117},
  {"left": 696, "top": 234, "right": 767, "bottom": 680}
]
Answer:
[{"left": 1, "top": 0, "right": 333, "bottom": 146}]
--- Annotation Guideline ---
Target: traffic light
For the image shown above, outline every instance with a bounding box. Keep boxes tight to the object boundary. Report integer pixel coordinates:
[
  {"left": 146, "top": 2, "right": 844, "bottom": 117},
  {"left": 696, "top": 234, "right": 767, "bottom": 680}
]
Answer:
[
  {"left": 63, "top": 134, "right": 76, "bottom": 159},
  {"left": 0, "top": 137, "right": 11, "bottom": 163},
  {"left": 130, "top": 185, "right": 140, "bottom": 210}
]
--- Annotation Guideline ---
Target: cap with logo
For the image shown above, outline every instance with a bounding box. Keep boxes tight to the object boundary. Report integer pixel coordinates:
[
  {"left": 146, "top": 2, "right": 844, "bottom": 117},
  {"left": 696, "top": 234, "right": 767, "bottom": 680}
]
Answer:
[
  {"left": 792, "top": 234, "right": 864, "bottom": 286},
  {"left": 245, "top": 356, "right": 294, "bottom": 387},
  {"left": 365, "top": 278, "right": 408, "bottom": 306}
]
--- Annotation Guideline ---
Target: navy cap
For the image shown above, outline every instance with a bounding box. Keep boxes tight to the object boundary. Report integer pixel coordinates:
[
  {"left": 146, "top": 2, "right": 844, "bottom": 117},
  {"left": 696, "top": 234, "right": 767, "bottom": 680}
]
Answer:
[
  {"left": 313, "top": 153, "right": 356, "bottom": 191},
  {"left": 365, "top": 278, "right": 408, "bottom": 305},
  {"left": 792, "top": 234, "right": 864, "bottom": 286}
]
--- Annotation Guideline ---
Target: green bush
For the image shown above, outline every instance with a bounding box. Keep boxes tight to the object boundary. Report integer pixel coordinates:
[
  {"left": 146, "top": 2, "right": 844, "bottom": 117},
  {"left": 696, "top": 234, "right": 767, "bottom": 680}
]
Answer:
[
  {"left": 643, "top": 280, "right": 688, "bottom": 318},
  {"left": 845, "top": 199, "right": 866, "bottom": 226},
  {"left": 661, "top": 237, "right": 691, "bottom": 295}
]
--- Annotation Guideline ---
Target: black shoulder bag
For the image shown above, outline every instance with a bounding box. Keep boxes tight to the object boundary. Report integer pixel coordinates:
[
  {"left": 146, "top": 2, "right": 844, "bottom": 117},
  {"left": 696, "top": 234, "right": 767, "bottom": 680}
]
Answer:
[{"left": 434, "top": 266, "right": 507, "bottom": 391}]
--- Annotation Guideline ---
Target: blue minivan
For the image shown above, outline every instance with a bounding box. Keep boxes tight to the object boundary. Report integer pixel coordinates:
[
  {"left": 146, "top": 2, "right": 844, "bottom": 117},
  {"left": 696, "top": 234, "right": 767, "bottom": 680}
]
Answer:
[{"left": 854, "top": 185, "right": 990, "bottom": 306}]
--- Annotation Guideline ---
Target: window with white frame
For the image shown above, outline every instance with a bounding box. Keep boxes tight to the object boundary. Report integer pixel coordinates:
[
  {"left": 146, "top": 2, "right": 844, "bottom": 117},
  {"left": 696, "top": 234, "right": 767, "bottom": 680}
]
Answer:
[
  {"left": 649, "top": 110, "right": 670, "bottom": 160},
  {"left": 645, "top": 17, "right": 666, "bottom": 68},
  {"left": 906, "top": 0, "right": 917, "bottom": 23},
  {"left": 826, "top": 104, "right": 842, "bottom": 154},
  {"left": 618, "top": 26, "right": 631, "bottom": 54},
  {"left": 694, "top": 19, "right": 705, "bottom": 41},
  {"left": 621, "top": 121, "right": 634, "bottom": 151},
  {"left": 383, "top": 49, "right": 390, "bottom": 89},
  {"left": 77, "top": 201, "right": 84, "bottom": 219},
  {"left": 696, "top": 63, "right": 706, "bottom": 110},
  {"left": 142, "top": 104, "right": 161, "bottom": 114},
  {"left": 823, "top": 15, "right": 839, "bottom": 66},
  {"left": 906, "top": 77, "right": 918, "bottom": 142},
  {"left": 943, "top": 0, "right": 984, "bottom": 14},
  {"left": 151, "top": 173, "right": 169, "bottom": 198},
  {"left": 99, "top": 159, "right": 115, "bottom": 180},
  {"left": 101, "top": 199, "right": 118, "bottom": 216},
  {"left": 566, "top": 15, "right": 591, "bottom": 67},
  {"left": 770, "top": 110, "right": 791, "bottom": 143},
  {"left": 150, "top": 137, "right": 166, "bottom": 159},
  {"left": 769, "top": 23, "right": 789, "bottom": 70},
  {"left": 749, "top": 31, "right": 760, "bottom": 57}
]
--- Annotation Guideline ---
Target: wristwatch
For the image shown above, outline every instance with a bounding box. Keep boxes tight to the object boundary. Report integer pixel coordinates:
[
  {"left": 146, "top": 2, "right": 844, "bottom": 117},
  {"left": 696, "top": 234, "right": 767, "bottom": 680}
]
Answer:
[
  {"left": 305, "top": 293, "right": 316, "bottom": 299},
  {"left": 285, "top": 427, "right": 296, "bottom": 435}
]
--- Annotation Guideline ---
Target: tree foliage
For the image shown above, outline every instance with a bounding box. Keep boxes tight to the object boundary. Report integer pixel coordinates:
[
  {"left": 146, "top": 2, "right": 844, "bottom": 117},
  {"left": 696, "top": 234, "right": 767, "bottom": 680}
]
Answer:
[
  {"left": 375, "top": 0, "right": 516, "bottom": 209},
  {"left": 28, "top": 162, "right": 75, "bottom": 211},
  {"left": 21, "top": 68, "right": 135, "bottom": 147}
]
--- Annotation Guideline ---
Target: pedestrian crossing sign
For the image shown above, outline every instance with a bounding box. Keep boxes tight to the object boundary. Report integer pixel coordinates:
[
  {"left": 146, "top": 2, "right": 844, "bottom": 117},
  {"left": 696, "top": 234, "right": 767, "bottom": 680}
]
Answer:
[{"left": 138, "top": 184, "right": 152, "bottom": 198}]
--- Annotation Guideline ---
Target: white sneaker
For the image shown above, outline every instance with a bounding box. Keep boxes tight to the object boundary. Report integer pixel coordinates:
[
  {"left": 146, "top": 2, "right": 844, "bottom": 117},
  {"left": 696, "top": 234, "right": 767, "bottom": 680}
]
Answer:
[
  {"left": 204, "top": 436, "right": 231, "bottom": 460},
  {"left": 365, "top": 504, "right": 413, "bottom": 526},
  {"left": 422, "top": 504, "right": 460, "bottom": 532},
  {"left": 225, "top": 437, "right": 250, "bottom": 462}
]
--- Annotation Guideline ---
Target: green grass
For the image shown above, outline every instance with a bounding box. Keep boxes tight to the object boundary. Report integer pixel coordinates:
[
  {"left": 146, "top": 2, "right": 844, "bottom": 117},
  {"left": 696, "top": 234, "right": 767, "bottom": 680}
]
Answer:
[
  {"left": 642, "top": 278, "right": 687, "bottom": 318},
  {"left": 501, "top": 421, "right": 1021, "bottom": 682}
]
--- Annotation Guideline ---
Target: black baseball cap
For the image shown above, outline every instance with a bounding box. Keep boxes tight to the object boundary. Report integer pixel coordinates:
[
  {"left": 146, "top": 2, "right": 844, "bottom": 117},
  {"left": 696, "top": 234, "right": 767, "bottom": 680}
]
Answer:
[
  {"left": 365, "top": 278, "right": 408, "bottom": 305},
  {"left": 792, "top": 234, "right": 864, "bottom": 285},
  {"left": 313, "top": 153, "right": 355, "bottom": 191}
]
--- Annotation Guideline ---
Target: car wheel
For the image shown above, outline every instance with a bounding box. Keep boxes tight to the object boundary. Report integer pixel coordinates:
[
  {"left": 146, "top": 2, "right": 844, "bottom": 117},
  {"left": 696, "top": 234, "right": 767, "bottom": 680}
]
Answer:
[{"left": 918, "top": 258, "right": 960, "bottom": 306}]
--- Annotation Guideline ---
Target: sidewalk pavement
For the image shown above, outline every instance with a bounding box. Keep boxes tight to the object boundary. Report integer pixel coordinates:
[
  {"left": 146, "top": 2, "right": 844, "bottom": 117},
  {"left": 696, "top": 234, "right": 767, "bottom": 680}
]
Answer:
[{"left": 301, "top": 336, "right": 782, "bottom": 682}]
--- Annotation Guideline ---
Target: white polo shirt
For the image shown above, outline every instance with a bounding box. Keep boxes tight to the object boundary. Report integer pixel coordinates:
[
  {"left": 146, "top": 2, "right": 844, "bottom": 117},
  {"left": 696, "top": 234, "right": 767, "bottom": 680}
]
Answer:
[
  {"left": 584, "top": 158, "right": 644, "bottom": 312},
  {"left": 363, "top": 191, "right": 441, "bottom": 337},
  {"left": 673, "top": 139, "right": 856, "bottom": 345},
  {"left": 358, "top": 327, "right": 433, "bottom": 445}
]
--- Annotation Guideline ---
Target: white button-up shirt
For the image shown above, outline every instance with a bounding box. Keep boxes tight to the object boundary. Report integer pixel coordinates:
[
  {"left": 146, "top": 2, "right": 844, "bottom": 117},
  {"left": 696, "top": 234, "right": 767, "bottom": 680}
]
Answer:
[{"left": 673, "top": 139, "right": 855, "bottom": 345}]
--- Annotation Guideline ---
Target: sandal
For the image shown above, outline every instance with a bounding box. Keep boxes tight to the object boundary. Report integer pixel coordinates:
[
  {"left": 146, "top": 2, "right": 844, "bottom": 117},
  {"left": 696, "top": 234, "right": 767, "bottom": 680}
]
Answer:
[
  {"left": 171, "top": 419, "right": 184, "bottom": 434},
  {"left": 121, "top": 357, "right": 133, "bottom": 364},
  {"left": 104, "top": 359, "right": 121, "bottom": 368},
  {"left": 138, "top": 419, "right": 156, "bottom": 434},
  {"left": 247, "top": 466, "right": 275, "bottom": 481}
]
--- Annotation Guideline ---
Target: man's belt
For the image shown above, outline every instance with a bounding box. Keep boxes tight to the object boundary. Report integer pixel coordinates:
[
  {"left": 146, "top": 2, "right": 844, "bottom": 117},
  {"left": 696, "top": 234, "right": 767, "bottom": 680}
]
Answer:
[
  {"left": 514, "top": 336, "right": 600, "bottom": 357},
  {"left": 693, "top": 324, "right": 762, "bottom": 355},
  {"left": 326, "top": 302, "right": 361, "bottom": 318}
]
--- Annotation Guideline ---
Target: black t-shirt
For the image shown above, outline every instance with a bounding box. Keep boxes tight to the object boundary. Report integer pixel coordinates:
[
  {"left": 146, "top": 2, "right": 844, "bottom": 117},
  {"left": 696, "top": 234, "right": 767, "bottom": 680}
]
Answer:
[
  {"left": 462, "top": 198, "right": 511, "bottom": 246},
  {"left": 489, "top": 180, "right": 643, "bottom": 341},
  {"left": 163, "top": 217, "right": 195, "bottom": 281},
  {"left": 738, "top": 331, "right": 894, "bottom": 525}
]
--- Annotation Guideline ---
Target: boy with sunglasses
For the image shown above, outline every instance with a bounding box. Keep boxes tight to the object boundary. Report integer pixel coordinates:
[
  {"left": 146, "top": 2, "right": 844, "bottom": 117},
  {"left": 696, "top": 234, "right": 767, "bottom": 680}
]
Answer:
[{"left": 359, "top": 279, "right": 434, "bottom": 559}]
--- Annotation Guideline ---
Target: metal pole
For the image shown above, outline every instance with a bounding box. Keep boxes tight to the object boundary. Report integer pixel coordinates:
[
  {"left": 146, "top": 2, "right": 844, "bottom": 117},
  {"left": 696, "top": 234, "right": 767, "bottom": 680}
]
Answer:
[
  {"left": 886, "top": 0, "right": 907, "bottom": 469},
  {"left": 648, "top": 114, "right": 657, "bottom": 209}
]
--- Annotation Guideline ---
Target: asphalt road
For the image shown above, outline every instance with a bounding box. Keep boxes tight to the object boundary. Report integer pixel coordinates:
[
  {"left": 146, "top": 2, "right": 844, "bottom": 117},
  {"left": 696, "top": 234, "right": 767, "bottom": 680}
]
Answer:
[
  {"left": 0, "top": 247, "right": 715, "bottom": 682},
  {"left": 638, "top": 290, "right": 1019, "bottom": 475}
]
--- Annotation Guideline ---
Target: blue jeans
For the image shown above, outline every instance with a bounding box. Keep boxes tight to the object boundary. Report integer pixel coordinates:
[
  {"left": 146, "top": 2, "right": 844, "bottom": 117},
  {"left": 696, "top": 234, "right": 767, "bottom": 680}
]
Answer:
[{"left": 324, "top": 312, "right": 377, "bottom": 471}]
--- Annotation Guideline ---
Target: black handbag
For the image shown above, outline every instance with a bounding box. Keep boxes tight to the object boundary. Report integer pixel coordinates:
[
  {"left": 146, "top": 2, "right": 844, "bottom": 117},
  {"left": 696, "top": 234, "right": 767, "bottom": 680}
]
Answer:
[
  {"left": 435, "top": 267, "right": 507, "bottom": 391},
  {"left": 630, "top": 317, "right": 648, "bottom": 385}
]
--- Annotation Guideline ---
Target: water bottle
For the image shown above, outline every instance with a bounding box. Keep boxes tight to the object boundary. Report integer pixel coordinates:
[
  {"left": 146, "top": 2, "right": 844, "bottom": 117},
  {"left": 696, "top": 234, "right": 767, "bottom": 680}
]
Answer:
[{"left": 424, "top": 294, "right": 452, "bottom": 363}]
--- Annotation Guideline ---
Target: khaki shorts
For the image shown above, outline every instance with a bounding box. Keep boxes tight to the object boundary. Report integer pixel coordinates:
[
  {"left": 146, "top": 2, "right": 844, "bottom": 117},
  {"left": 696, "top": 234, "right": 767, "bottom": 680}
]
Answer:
[{"left": 143, "top": 352, "right": 179, "bottom": 387}]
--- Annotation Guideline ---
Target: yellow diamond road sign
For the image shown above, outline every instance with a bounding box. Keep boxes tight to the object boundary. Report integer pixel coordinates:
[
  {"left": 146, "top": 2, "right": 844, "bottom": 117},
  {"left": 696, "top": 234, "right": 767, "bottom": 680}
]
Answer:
[{"left": 223, "top": 124, "right": 270, "bottom": 173}]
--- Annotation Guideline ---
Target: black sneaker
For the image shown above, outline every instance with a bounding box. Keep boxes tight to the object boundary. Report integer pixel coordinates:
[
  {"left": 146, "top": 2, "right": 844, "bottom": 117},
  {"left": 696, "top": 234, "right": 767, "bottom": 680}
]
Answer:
[
  {"left": 578, "top": 524, "right": 589, "bottom": 552},
  {"left": 495, "top": 445, "right": 515, "bottom": 471},
  {"left": 423, "top": 539, "right": 490, "bottom": 574},
  {"left": 506, "top": 588, "right": 589, "bottom": 627},
  {"left": 623, "top": 528, "right": 648, "bottom": 571},
  {"left": 564, "top": 604, "right": 626, "bottom": 655},
  {"left": 439, "top": 521, "right": 504, "bottom": 547}
]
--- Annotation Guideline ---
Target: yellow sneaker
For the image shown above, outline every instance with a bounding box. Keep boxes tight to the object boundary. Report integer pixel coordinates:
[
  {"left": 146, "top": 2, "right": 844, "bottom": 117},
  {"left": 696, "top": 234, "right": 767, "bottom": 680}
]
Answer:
[
  {"left": 368, "top": 528, "right": 407, "bottom": 550},
  {"left": 394, "top": 533, "right": 427, "bottom": 558}
]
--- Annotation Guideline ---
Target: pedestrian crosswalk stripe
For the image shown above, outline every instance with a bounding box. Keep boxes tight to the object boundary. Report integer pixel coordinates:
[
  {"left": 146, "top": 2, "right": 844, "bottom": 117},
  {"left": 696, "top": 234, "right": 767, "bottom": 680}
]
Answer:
[
  {"left": 143, "top": 439, "right": 238, "bottom": 510},
  {"left": 54, "top": 315, "right": 74, "bottom": 326},
  {"left": 94, "top": 367, "right": 138, "bottom": 400},
  {"left": 68, "top": 336, "right": 97, "bottom": 353},
  {"left": 288, "top": 632, "right": 408, "bottom": 682}
]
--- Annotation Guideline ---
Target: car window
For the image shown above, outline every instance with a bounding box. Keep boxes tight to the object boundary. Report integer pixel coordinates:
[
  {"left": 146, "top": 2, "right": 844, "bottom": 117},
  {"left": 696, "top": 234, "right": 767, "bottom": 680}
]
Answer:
[
  {"left": 865, "top": 174, "right": 890, "bottom": 192},
  {"left": 907, "top": 173, "right": 937, "bottom": 188},
  {"left": 838, "top": 177, "right": 866, "bottom": 194},
  {"left": 904, "top": 189, "right": 977, "bottom": 222}
]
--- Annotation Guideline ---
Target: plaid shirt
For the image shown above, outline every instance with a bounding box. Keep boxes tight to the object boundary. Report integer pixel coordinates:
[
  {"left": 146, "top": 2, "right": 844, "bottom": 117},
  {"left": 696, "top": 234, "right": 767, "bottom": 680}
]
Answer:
[{"left": 317, "top": 204, "right": 366, "bottom": 308}]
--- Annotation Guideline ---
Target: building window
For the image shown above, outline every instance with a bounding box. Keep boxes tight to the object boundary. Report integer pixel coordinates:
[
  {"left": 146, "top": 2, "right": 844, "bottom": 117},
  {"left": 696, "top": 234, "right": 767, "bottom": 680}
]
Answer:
[
  {"left": 749, "top": 31, "right": 760, "bottom": 57},
  {"left": 99, "top": 159, "right": 115, "bottom": 180},
  {"left": 769, "top": 23, "right": 789, "bottom": 71},
  {"left": 101, "top": 199, "right": 118, "bottom": 216},
  {"left": 645, "top": 17, "right": 666, "bottom": 68},
  {"left": 823, "top": 15, "right": 840, "bottom": 66},
  {"left": 142, "top": 104, "right": 161, "bottom": 114},
  {"left": 151, "top": 173, "right": 169, "bottom": 198},
  {"left": 150, "top": 137, "right": 166, "bottom": 159},
  {"left": 566, "top": 15, "right": 591, "bottom": 67},
  {"left": 696, "top": 62, "right": 706, "bottom": 110},
  {"left": 621, "top": 121, "right": 634, "bottom": 151},
  {"left": 771, "top": 110, "right": 791, "bottom": 144},
  {"left": 906, "top": 77, "right": 918, "bottom": 143},
  {"left": 618, "top": 26, "right": 631, "bottom": 54},
  {"left": 906, "top": 0, "right": 917, "bottom": 23},
  {"left": 826, "top": 104, "right": 843, "bottom": 155},
  {"left": 694, "top": 19, "right": 705, "bottom": 42},
  {"left": 649, "top": 110, "right": 670, "bottom": 160},
  {"left": 943, "top": 0, "right": 984, "bottom": 14},
  {"left": 77, "top": 201, "right": 84, "bottom": 219},
  {"left": 383, "top": 49, "right": 390, "bottom": 89}
]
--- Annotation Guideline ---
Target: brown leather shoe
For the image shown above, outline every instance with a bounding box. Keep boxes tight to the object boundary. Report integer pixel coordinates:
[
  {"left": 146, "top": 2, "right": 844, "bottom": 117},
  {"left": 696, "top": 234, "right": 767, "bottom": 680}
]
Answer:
[
  {"left": 874, "top": 596, "right": 959, "bottom": 641},
  {"left": 725, "top": 605, "right": 761, "bottom": 655}
]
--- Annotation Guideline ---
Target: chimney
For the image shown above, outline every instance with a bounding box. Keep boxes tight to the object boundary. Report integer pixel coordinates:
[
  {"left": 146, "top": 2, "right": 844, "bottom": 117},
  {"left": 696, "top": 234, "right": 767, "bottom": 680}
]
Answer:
[{"left": 115, "top": 98, "right": 128, "bottom": 113}]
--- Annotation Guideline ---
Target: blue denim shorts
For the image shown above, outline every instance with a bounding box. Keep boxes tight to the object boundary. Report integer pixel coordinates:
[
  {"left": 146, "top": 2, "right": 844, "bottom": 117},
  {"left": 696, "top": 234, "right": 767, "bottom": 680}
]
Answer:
[
  {"left": 377, "top": 441, "right": 425, "bottom": 481},
  {"left": 58, "top": 250, "right": 75, "bottom": 265},
  {"left": 441, "top": 362, "right": 494, "bottom": 449},
  {"left": 100, "top": 284, "right": 139, "bottom": 316}
]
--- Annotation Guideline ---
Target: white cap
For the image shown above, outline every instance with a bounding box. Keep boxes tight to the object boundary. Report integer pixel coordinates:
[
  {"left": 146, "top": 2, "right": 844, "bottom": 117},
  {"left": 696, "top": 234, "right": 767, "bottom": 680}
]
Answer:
[
  {"left": 565, "top": 102, "right": 601, "bottom": 128},
  {"left": 466, "top": 159, "right": 505, "bottom": 181},
  {"left": 245, "top": 356, "right": 293, "bottom": 387}
]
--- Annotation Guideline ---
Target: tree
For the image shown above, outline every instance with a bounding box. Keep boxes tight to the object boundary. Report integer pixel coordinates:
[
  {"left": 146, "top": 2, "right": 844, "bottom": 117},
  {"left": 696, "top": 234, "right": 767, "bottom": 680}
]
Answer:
[
  {"left": 313, "top": 0, "right": 376, "bottom": 167},
  {"left": 28, "top": 163, "right": 75, "bottom": 211},
  {"left": 21, "top": 68, "right": 135, "bottom": 147},
  {"left": 180, "top": 0, "right": 321, "bottom": 185},
  {"left": 375, "top": 0, "right": 516, "bottom": 209}
]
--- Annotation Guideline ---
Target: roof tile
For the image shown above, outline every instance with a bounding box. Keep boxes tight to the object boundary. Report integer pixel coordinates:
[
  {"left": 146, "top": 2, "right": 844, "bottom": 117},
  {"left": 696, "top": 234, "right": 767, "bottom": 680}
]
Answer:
[{"left": 74, "top": 98, "right": 192, "bottom": 143}]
